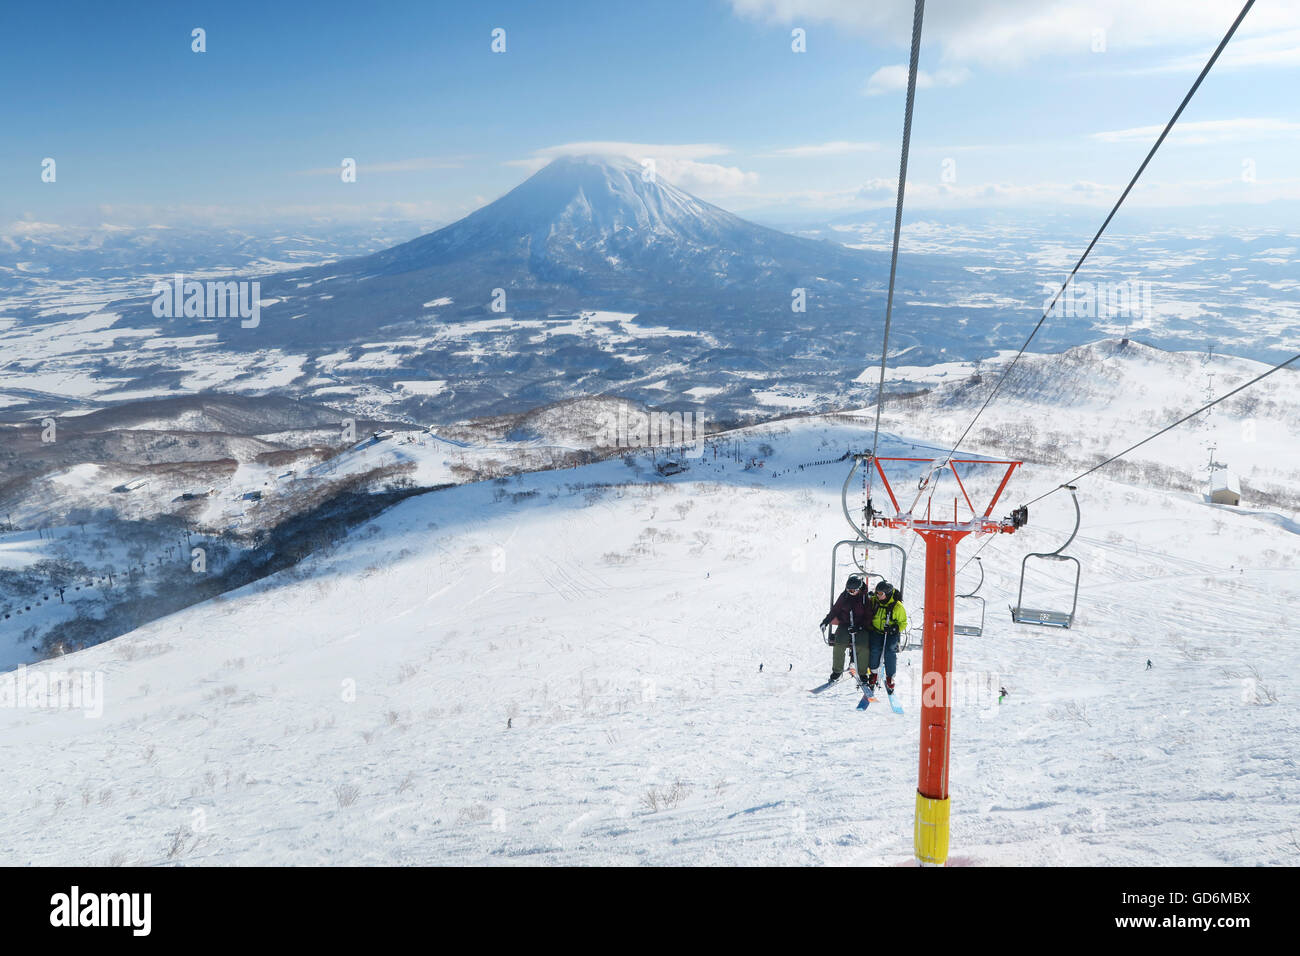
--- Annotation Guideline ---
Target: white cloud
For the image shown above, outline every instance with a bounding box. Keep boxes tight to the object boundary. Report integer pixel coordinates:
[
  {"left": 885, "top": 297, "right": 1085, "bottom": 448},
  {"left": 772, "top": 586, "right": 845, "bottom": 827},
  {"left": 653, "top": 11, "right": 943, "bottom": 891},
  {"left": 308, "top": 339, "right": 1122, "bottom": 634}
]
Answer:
[
  {"left": 659, "top": 159, "right": 760, "bottom": 192},
  {"left": 864, "top": 65, "right": 970, "bottom": 95},
  {"left": 837, "top": 174, "right": 1300, "bottom": 210},
  {"left": 726, "top": 171, "right": 1300, "bottom": 213},
  {"left": 1092, "top": 118, "right": 1300, "bottom": 146},
  {"left": 729, "top": 0, "right": 1300, "bottom": 69},
  {"left": 74, "top": 199, "right": 469, "bottom": 229},
  {"left": 764, "top": 140, "right": 880, "bottom": 157},
  {"left": 506, "top": 142, "right": 758, "bottom": 193},
  {"left": 1130, "top": 29, "right": 1300, "bottom": 73},
  {"left": 504, "top": 141, "right": 732, "bottom": 172},
  {"left": 4, "top": 220, "right": 67, "bottom": 236},
  {"left": 854, "top": 178, "right": 900, "bottom": 202}
]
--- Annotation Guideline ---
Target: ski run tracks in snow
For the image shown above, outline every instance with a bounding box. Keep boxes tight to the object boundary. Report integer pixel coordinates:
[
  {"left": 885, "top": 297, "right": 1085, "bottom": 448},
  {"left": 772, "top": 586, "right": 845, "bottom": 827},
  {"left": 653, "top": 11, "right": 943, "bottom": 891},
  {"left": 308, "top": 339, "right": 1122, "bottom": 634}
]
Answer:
[{"left": 1, "top": 413, "right": 1297, "bottom": 866}]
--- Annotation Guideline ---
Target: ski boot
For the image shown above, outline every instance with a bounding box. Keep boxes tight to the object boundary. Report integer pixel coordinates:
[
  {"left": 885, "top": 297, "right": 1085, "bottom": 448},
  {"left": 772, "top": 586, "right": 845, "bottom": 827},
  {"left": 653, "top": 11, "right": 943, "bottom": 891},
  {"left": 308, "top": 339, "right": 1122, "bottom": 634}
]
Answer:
[
  {"left": 884, "top": 675, "right": 895, "bottom": 696},
  {"left": 865, "top": 671, "right": 878, "bottom": 695},
  {"left": 827, "top": 671, "right": 842, "bottom": 684}
]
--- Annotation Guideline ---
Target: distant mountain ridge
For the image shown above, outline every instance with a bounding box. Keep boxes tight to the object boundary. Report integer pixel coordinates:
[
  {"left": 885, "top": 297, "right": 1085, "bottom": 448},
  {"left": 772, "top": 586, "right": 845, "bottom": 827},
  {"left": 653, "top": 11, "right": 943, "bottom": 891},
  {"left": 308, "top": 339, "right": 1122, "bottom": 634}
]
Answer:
[
  {"left": 218, "top": 154, "right": 908, "bottom": 346},
  {"left": 6, "top": 157, "right": 1047, "bottom": 424}
]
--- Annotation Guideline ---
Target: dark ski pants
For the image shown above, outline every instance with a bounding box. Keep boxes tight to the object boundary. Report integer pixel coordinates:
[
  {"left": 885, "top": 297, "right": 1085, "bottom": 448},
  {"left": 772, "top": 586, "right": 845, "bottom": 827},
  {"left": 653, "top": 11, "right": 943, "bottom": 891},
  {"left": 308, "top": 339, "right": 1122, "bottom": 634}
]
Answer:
[
  {"left": 831, "top": 626, "right": 870, "bottom": 674},
  {"left": 866, "top": 629, "right": 899, "bottom": 679}
]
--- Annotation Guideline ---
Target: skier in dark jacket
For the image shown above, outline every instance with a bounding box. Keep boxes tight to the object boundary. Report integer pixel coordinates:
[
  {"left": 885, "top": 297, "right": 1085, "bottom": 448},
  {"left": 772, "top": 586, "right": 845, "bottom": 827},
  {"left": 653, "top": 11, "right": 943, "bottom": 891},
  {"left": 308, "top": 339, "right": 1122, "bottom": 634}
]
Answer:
[
  {"left": 862, "top": 580, "right": 908, "bottom": 697},
  {"left": 820, "top": 574, "right": 871, "bottom": 684}
]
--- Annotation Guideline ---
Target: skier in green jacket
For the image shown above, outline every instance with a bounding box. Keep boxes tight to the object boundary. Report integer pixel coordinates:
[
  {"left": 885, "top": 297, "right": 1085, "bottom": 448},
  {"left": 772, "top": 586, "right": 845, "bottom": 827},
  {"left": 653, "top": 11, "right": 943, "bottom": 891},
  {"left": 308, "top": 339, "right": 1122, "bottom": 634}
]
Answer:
[{"left": 863, "top": 581, "right": 908, "bottom": 697}]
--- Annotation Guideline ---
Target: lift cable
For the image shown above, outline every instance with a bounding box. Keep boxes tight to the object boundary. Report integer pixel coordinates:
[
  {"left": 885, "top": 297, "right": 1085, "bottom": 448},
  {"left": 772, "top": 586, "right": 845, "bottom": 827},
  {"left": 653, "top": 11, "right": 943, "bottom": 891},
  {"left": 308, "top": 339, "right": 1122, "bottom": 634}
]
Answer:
[
  {"left": 956, "top": 526, "right": 1000, "bottom": 576},
  {"left": 958, "top": 347, "right": 1297, "bottom": 576},
  {"left": 1023, "top": 350, "right": 1300, "bottom": 508},
  {"left": 867, "top": 0, "right": 926, "bottom": 469},
  {"left": 939, "top": 0, "right": 1256, "bottom": 467}
]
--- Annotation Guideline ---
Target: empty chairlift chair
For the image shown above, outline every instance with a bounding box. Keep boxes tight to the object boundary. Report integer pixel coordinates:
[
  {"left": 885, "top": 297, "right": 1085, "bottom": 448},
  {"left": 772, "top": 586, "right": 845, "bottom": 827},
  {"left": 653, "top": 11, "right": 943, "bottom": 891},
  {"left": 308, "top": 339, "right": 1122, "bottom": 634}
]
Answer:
[
  {"left": 1010, "top": 486, "right": 1081, "bottom": 629},
  {"left": 953, "top": 557, "right": 986, "bottom": 637}
]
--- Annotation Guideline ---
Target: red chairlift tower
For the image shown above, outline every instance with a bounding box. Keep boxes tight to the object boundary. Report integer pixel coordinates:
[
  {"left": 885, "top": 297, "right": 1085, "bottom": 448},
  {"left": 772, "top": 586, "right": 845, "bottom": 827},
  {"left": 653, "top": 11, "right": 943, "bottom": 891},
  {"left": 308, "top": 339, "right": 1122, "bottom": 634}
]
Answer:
[{"left": 859, "top": 453, "right": 1026, "bottom": 865}]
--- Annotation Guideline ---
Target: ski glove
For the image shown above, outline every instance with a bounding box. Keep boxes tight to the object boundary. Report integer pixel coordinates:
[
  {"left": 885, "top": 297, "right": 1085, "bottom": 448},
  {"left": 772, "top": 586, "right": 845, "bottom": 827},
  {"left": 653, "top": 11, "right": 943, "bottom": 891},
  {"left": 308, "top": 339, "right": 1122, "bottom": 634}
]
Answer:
[{"left": 820, "top": 615, "right": 831, "bottom": 628}]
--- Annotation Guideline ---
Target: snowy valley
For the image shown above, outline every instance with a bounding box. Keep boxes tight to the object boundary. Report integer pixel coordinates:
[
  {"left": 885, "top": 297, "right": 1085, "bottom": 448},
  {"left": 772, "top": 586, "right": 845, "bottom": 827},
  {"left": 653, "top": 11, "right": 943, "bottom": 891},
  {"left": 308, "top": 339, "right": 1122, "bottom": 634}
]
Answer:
[{"left": 2, "top": 340, "right": 1296, "bottom": 866}]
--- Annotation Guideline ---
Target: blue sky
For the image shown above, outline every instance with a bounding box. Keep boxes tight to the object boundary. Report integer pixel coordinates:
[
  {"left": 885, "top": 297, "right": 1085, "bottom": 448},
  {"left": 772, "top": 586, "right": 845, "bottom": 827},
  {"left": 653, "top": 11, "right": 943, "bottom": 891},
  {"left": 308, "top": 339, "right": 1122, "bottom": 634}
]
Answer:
[{"left": 3, "top": 0, "right": 1299, "bottom": 229}]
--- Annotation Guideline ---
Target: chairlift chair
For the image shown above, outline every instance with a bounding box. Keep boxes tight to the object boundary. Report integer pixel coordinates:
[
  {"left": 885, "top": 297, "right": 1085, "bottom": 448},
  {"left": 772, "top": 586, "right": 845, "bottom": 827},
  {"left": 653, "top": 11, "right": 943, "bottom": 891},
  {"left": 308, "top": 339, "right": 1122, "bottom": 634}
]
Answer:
[
  {"left": 826, "top": 455, "right": 909, "bottom": 613},
  {"left": 1010, "top": 486, "right": 1081, "bottom": 629},
  {"left": 953, "top": 556, "right": 986, "bottom": 637},
  {"left": 827, "top": 537, "right": 907, "bottom": 617},
  {"left": 901, "top": 626, "right": 923, "bottom": 651}
]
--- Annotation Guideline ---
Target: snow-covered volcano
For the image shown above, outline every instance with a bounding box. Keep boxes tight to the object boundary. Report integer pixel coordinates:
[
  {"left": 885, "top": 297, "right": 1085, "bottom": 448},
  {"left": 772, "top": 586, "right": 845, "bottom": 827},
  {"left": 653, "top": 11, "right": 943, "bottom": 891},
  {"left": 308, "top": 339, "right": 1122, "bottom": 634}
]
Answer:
[
  {"left": 0, "top": 158, "right": 997, "bottom": 423},
  {"left": 360, "top": 154, "right": 876, "bottom": 285},
  {"left": 196, "top": 154, "right": 914, "bottom": 348}
]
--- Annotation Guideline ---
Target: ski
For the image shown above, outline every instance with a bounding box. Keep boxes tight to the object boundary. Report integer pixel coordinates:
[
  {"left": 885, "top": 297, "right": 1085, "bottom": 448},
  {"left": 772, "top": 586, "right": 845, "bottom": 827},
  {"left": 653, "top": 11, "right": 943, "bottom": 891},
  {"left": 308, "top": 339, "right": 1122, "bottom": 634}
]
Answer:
[
  {"left": 850, "top": 668, "right": 878, "bottom": 710},
  {"left": 887, "top": 691, "right": 904, "bottom": 715},
  {"left": 809, "top": 679, "right": 842, "bottom": 695}
]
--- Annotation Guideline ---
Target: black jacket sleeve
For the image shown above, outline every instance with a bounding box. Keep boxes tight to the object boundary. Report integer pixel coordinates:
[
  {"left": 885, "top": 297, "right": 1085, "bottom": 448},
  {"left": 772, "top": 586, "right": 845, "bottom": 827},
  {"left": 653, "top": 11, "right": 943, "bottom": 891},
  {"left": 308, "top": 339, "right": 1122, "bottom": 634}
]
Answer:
[{"left": 822, "top": 592, "right": 847, "bottom": 627}]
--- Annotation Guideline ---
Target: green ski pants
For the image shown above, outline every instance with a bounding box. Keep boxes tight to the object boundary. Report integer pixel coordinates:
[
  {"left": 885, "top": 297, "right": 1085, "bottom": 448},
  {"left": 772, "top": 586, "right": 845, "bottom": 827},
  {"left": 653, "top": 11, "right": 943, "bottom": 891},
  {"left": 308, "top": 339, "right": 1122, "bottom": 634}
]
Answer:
[{"left": 831, "top": 626, "right": 870, "bottom": 675}]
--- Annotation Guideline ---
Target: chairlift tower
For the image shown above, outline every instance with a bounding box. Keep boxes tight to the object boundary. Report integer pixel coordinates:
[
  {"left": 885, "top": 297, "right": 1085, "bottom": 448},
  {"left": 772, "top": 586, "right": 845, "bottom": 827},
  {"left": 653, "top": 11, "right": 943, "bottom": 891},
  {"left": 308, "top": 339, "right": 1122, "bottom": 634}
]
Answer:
[{"left": 851, "top": 453, "right": 1025, "bottom": 866}]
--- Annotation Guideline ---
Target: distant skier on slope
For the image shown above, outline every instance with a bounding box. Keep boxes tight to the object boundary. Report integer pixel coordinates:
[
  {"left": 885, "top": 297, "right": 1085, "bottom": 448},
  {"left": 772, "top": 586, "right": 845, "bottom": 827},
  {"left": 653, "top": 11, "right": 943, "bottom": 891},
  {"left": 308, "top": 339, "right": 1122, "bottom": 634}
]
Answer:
[
  {"left": 862, "top": 581, "right": 908, "bottom": 698},
  {"left": 821, "top": 574, "right": 870, "bottom": 684}
]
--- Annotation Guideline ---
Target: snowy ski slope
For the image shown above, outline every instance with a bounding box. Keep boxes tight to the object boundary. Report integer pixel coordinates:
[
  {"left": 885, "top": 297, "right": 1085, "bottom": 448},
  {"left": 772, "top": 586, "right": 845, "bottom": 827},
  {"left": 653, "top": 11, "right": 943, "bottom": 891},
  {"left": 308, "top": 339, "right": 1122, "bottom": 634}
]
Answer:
[{"left": 1, "top": 400, "right": 1296, "bottom": 866}]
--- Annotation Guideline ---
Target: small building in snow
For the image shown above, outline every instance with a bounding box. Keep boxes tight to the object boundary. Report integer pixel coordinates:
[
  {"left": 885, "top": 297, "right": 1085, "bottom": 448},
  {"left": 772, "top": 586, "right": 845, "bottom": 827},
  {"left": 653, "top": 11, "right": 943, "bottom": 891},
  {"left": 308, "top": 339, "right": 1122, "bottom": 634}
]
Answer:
[{"left": 1209, "top": 469, "right": 1240, "bottom": 506}]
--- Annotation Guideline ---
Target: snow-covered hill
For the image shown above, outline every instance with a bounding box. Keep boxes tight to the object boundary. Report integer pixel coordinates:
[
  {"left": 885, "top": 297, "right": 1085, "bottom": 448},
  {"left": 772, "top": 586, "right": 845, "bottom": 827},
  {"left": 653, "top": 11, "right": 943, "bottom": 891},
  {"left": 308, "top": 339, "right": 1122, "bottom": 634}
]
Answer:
[
  {"left": 0, "top": 415, "right": 577, "bottom": 665},
  {"left": 875, "top": 339, "right": 1300, "bottom": 510},
  {"left": 2, "top": 391, "right": 1296, "bottom": 865}
]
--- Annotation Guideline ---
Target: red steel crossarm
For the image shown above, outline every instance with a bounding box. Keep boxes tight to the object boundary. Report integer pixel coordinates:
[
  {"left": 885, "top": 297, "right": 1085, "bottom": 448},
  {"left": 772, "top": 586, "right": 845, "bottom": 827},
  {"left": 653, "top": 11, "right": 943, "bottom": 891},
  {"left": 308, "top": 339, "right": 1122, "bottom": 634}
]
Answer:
[
  {"left": 948, "top": 463, "right": 976, "bottom": 516},
  {"left": 873, "top": 456, "right": 903, "bottom": 515},
  {"left": 980, "top": 460, "right": 1021, "bottom": 518}
]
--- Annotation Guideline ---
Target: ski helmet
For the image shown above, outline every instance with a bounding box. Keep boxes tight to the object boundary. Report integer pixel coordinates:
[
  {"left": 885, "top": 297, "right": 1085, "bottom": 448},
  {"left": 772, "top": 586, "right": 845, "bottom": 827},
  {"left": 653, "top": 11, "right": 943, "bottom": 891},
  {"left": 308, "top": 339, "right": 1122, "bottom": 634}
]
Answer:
[
  {"left": 874, "top": 581, "right": 895, "bottom": 601},
  {"left": 846, "top": 575, "right": 865, "bottom": 591}
]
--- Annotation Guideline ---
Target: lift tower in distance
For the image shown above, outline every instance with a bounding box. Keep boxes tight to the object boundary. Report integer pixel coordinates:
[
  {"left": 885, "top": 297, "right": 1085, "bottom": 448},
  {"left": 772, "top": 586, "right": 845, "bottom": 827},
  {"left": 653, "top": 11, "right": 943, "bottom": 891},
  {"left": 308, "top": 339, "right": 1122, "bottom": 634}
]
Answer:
[{"left": 859, "top": 453, "right": 1026, "bottom": 866}]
